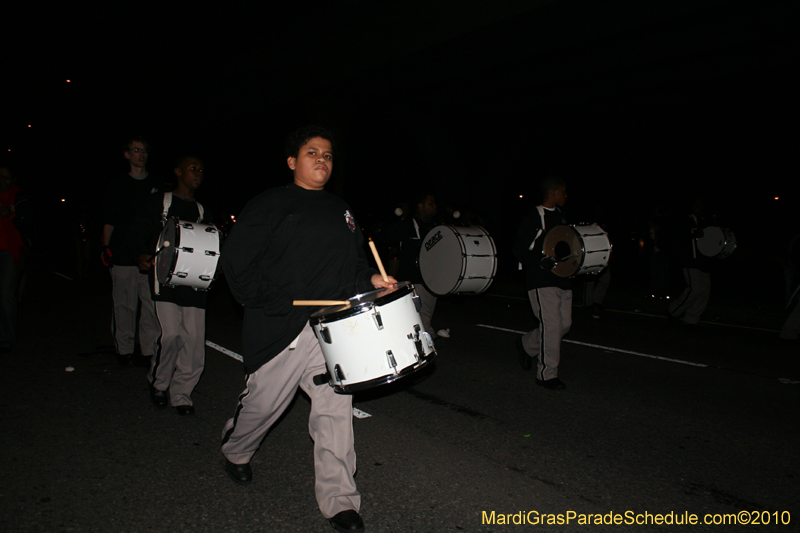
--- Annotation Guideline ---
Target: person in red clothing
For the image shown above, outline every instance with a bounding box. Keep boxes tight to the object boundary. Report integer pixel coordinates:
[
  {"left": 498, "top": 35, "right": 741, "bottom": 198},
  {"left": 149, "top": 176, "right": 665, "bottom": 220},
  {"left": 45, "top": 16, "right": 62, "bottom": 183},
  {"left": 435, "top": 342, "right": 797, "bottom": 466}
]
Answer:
[{"left": 0, "top": 167, "right": 26, "bottom": 352}]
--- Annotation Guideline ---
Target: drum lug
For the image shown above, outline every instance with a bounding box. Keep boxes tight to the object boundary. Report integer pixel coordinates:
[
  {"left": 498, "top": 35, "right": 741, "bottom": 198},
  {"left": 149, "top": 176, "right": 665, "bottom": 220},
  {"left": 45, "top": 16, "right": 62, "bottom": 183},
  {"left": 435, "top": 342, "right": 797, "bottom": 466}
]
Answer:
[
  {"left": 204, "top": 250, "right": 218, "bottom": 256},
  {"left": 334, "top": 364, "right": 345, "bottom": 382},
  {"left": 412, "top": 325, "right": 423, "bottom": 361},
  {"left": 386, "top": 350, "right": 398, "bottom": 373},
  {"left": 372, "top": 309, "right": 384, "bottom": 330},
  {"left": 411, "top": 294, "right": 421, "bottom": 313},
  {"left": 319, "top": 324, "right": 332, "bottom": 344},
  {"left": 180, "top": 247, "right": 195, "bottom": 253}
]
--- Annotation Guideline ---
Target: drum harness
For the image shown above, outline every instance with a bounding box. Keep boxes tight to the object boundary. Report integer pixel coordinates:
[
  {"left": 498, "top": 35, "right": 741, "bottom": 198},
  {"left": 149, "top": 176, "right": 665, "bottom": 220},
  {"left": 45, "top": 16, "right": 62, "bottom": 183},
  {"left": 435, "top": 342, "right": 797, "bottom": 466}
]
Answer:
[
  {"left": 153, "top": 192, "right": 206, "bottom": 295},
  {"left": 519, "top": 206, "right": 548, "bottom": 271}
]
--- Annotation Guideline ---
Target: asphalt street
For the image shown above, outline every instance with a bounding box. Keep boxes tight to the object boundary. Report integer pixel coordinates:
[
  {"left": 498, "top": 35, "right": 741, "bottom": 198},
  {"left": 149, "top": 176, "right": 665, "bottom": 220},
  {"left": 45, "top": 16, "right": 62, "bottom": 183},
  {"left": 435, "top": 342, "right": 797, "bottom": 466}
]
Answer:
[{"left": 2, "top": 267, "right": 798, "bottom": 533}]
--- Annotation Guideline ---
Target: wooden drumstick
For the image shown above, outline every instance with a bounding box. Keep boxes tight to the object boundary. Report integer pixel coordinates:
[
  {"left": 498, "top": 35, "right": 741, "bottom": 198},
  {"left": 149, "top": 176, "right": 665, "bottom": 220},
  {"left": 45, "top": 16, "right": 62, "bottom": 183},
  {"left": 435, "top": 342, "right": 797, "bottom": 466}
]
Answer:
[
  {"left": 368, "top": 238, "right": 389, "bottom": 282},
  {"left": 293, "top": 300, "right": 349, "bottom": 306}
]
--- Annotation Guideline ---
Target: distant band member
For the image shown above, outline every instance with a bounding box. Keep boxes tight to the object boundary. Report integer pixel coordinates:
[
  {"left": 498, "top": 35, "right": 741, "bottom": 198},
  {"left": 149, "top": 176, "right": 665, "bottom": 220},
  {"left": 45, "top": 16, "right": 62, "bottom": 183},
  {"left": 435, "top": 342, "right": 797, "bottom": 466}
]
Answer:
[
  {"left": 219, "top": 126, "right": 395, "bottom": 533},
  {"left": 132, "top": 156, "right": 212, "bottom": 415},
  {"left": 513, "top": 177, "right": 571, "bottom": 390},
  {"left": 377, "top": 192, "right": 448, "bottom": 338},
  {"left": 102, "top": 137, "right": 161, "bottom": 366}
]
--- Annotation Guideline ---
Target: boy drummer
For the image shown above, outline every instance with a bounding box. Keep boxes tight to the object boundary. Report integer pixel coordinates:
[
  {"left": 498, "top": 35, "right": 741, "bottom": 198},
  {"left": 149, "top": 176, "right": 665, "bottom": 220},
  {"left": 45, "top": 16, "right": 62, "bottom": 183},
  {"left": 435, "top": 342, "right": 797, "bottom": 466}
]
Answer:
[{"left": 219, "top": 126, "right": 395, "bottom": 533}]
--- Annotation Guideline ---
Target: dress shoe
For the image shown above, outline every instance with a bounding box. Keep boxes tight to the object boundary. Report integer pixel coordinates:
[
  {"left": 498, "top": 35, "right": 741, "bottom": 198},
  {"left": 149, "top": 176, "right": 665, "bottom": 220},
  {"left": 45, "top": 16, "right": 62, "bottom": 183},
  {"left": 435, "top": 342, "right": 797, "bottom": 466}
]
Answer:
[
  {"left": 149, "top": 386, "right": 168, "bottom": 408},
  {"left": 118, "top": 353, "right": 135, "bottom": 367},
  {"left": 225, "top": 459, "right": 253, "bottom": 484},
  {"left": 175, "top": 405, "right": 195, "bottom": 416},
  {"left": 329, "top": 510, "right": 364, "bottom": 533},
  {"left": 536, "top": 377, "right": 566, "bottom": 390},
  {"left": 516, "top": 336, "right": 532, "bottom": 371}
]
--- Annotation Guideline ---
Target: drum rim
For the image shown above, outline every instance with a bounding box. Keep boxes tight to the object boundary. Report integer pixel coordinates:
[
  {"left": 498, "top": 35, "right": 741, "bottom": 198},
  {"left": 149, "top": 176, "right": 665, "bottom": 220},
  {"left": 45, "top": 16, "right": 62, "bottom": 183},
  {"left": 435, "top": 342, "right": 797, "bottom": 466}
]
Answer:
[
  {"left": 331, "top": 350, "right": 436, "bottom": 393},
  {"left": 309, "top": 281, "right": 416, "bottom": 323}
]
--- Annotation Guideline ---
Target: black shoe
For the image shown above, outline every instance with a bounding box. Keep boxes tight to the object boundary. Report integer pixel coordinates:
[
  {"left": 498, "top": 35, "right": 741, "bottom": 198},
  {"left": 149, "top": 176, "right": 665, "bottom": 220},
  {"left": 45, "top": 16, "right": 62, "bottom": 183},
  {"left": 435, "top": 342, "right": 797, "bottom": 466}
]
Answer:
[
  {"left": 516, "top": 336, "right": 532, "bottom": 371},
  {"left": 536, "top": 377, "right": 566, "bottom": 390},
  {"left": 118, "top": 353, "right": 135, "bottom": 367},
  {"left": 175, "top": 405, "right": 195, "bottom": 416},
  {"left": 329, "top": 510, "right": 365, "bottom": 533},
  {"left": 149, "top": 386, "right": 168, "bottom": 408},
  {"left": 225, "top": 459, "right": 253, "bottom": 484}
]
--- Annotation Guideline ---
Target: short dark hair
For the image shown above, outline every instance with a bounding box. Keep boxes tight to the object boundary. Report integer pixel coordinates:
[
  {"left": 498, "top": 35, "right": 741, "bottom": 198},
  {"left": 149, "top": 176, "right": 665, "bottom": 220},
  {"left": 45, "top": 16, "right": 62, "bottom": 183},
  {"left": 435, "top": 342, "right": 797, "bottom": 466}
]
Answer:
[
  {"left": 284, "top": 125, "right": 335, "bottom": 159},
  {"left": 540, "top": 175, "right": 566, "bottom": 201},
  {"left": 174, "top": 155, "right": 202, "bottom": 169},
  {"left": 123, "top": 135, "right": 151, "bottom": 153}
]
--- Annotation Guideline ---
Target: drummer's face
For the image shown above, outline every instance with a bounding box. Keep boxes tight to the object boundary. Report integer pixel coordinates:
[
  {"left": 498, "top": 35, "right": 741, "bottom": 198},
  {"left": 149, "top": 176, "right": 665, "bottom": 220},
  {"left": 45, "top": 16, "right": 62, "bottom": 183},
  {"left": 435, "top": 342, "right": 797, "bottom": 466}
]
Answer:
[
  {"left": 552, "top": 185, "right": 567, "bottom": 206},
  {"left": 288, "top": 137, "right": 333, "bottom": 191}
]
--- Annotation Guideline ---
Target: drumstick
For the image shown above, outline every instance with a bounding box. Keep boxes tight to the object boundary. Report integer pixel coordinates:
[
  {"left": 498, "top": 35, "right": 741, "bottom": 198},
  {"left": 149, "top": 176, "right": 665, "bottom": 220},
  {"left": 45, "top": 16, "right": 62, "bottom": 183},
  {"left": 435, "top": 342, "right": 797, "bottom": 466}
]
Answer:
[
  {"left": 368, "top": 238, "right": 389, "bottom": 282},
  {"left": 293, "top": 300, "right": 349, "bottom": 306}
]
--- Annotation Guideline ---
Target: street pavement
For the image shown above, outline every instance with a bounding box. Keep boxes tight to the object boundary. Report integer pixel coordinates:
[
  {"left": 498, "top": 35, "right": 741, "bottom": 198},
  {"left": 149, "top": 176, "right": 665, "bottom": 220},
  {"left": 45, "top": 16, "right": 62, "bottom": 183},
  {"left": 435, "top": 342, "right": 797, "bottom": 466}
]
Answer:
[{"left": 2, "top": 267, "right": 798, "bottom": 532}]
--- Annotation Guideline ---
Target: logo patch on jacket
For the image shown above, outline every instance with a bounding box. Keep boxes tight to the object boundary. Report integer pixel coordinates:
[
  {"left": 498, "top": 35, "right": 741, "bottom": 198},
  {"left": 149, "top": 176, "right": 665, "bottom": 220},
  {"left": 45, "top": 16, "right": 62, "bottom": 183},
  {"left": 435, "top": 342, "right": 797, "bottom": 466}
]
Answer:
[{"left": 344, "top": 210, "right": 356, "bottom": 232}]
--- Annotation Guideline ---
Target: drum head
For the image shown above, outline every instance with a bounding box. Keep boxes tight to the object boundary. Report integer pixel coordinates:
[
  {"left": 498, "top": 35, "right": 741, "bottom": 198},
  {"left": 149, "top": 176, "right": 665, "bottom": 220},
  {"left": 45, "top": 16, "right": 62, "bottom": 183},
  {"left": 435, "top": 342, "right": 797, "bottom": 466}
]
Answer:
[
  {"left": 696, "top": 226, "right": 724, "bottom": 258},
  {"left": 418, "top": 226, "right": 464, "bottom": 295},
  {"left": 542, "top": 225, "right": 582, "bottom": 277},
  {"left": 310, "top": 282, "right": 415, "bottom": 324},
  {"left": 155, "top": 221, "right": 178, "bottom": 286}
]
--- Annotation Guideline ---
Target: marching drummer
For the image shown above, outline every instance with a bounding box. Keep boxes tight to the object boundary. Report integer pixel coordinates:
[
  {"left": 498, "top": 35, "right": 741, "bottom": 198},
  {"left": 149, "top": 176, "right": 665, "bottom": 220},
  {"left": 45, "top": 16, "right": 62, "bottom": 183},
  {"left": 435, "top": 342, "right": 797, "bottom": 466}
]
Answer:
[
  {"left": 666, "top": 197, "right": 715, "bottom": 326},
  {"left": 219, "top": 126, "right": 395, "bottom": 533},
  {"left": 375, "top": 191, "right": 449, "bottom": 339},
  {"left": 512, "top": 176, "right": 572, "bottom": 391},
  {"left": 131, "top": 156, "right": 213, "bottom": 415}
]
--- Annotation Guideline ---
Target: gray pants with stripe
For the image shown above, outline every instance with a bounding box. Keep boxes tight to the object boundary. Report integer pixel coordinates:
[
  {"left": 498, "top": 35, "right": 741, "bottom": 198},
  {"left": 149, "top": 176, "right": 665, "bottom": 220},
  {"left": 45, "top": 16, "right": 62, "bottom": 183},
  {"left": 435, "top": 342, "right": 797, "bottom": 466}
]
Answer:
[
  {"left": 148, "top": 301, "right": 206, "bottom": 407},
  {"left": 110, "top": 265, "right": 160, "bottom": 356},
  {"left": 668, "top": 268, "right": 710, "bottom": 325},
  {"left": 220, "top": 323, "right": 359, "bottom": 519},
  {"left": 522, "top": 287, "right": 572, "bottom": 381}
]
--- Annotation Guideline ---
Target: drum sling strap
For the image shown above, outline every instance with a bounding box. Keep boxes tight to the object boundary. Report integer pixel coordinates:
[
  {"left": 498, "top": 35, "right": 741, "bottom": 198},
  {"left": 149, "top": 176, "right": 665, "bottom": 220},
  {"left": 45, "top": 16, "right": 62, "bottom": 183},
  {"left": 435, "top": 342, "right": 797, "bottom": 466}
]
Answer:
[
  {"left": 519, "top": 206, "right": 547, "bottom": 270},
  {"left": 154, "top": 192, "right": 206, "bottom": 295}
]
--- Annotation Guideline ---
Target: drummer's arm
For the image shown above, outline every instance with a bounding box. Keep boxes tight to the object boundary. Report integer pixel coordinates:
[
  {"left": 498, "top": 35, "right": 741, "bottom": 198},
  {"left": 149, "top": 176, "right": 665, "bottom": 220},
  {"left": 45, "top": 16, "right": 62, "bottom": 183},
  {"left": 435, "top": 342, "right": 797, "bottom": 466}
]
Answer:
[{"left": 221, "top": 203, "right": 293, "bottom": 315}]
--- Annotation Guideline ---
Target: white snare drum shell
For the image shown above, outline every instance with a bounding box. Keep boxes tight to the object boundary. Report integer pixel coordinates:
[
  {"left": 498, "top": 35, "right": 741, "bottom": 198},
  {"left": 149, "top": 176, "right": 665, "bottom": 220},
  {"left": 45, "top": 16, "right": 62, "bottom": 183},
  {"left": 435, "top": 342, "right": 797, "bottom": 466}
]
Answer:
[
  {"left": 155, "top": 219, "right": 221, "bottom": 290},
  {"left": 310, "top": 283, "right": 436, "bottom": 393}
]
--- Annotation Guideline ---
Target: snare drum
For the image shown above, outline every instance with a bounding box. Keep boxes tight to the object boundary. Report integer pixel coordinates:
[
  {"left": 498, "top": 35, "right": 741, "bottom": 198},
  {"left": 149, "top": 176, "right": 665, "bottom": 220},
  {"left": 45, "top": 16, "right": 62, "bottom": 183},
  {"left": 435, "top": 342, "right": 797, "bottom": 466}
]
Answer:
[
  {"left": 696, "top": 226, "right": 736, "bottom": 259},
  {"left": 543, "top": 223, "right": 612, "bottom": 278},
  {"left": 155, "top": 218, "right": 221, "bottom": 290},
  {"left": 309, "top": 282, "right": 436, "bottom": 394},
  {"left": 418, "top": 225, "right": 497, "bottom": 295}
]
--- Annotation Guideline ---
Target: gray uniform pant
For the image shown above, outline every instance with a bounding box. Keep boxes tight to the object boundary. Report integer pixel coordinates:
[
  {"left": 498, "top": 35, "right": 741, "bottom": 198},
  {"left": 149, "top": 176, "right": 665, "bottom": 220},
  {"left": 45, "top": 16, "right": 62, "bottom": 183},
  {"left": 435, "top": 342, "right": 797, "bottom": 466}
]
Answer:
[
  {"left": 522, "top": 287, "right": 572, "bottom": 381},
  {"left": 416, "top": 284, "right": 438, "bottom": 338},
  {"left": 221, "top": 323, "right": 359, "bottom": 519},
  {"left": 668, "top": 268, "right": 710, "bottom": 325},
  {"left": 110, "top": 265, "right": 160, "bottom": 356},
  {"left": 149, "top": 301, "right": 206, "bottom": 407},
  {"left": 584, "top": 266, "right": 610, "bottom": 307}
]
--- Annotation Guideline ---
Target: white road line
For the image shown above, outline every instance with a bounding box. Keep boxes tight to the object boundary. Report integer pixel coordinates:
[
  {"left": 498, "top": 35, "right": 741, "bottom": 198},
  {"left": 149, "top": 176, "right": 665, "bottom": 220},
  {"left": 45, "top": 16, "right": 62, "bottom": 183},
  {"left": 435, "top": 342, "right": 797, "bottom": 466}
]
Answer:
[
  {"left": 205, "top": 340, "right": 373, "bottom": 416},
  {"left": 475, "top": 324, "right": 708, "bottom": 368},
  {"left": 205, "top": 340, "right": 243, "bottom": 362}
]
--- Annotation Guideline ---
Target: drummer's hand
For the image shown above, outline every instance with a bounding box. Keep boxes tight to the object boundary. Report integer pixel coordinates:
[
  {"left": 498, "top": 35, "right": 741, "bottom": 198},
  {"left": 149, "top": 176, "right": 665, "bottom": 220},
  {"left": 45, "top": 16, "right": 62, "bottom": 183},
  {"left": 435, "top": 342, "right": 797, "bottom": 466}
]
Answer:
[
  {"left": 137, "top": 254, "right": 154, "bottom": 271},
  {"left": 371, "top": 273, "right": 398, "bottom": 289}
]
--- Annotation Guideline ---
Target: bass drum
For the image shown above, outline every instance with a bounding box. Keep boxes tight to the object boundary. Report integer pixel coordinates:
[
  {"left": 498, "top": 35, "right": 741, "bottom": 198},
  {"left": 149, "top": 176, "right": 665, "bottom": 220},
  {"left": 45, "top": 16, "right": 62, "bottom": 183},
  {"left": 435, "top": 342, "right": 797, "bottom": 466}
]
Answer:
[
  {"left": 543, "top": 223, "right": 612, "bottom": 278},
  {"left": 309, "top": 282, "right": 436, "bottom": 394},
  {"left": 155, "top": 218, "right": 221, "bottom": 290},
  {"left": 418, "top": 225, "right": 497, "bottom": 295},
  {"left": 696, "top": 226, "right": 736, "bottom": 259}
]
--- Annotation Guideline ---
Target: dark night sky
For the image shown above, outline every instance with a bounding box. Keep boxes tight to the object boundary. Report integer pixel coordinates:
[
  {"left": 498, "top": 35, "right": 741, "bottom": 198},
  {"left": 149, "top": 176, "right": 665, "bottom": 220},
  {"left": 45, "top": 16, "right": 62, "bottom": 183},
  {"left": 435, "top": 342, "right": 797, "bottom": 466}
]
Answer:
[{"left": 3, "top": 0, "right": 797, "bottom": 241}]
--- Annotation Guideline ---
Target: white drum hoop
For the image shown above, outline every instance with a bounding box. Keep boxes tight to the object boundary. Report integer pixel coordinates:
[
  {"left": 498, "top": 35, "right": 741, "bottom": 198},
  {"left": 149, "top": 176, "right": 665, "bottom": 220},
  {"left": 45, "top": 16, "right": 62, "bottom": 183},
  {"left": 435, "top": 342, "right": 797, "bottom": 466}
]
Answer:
[
  {"left": 155, "top": 218, "right": 221, "bottom": 291},
  {"left": 543, "top": 223, "right": 612, "bottom": 278},
  {"left": 418, "top": 225, "right": 497, "bottom": 296},
  {"left": 309, "top": 282, "right": 436, "bottom": 393}
]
